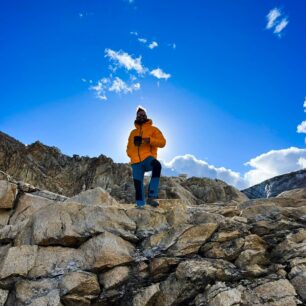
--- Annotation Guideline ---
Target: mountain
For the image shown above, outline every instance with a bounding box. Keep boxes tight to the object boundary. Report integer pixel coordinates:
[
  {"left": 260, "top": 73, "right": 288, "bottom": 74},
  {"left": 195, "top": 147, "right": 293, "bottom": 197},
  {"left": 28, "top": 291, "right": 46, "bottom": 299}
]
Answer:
[
  {"left": 0, "top": 131, "right": 247, "bottom": 205},
  {"left": 242, "top": 169, "right": 306, "bottom": 199}
]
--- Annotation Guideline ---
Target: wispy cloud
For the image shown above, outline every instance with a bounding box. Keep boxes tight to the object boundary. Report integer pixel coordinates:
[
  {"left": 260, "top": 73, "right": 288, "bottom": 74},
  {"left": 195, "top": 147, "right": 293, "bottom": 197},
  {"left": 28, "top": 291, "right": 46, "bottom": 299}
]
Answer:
[
  {"left": 109, "top": 77, "right": 140, "bottom": 94},
  {"left": 266, "top": 7, "right": 289, "bottom": 37},
  {"left": 274, "top": 18, "right": 289, "bottom": 35},
  {"left": 148, "top": 41, "right": 158, "bottom": 49},
  {"left": 130, "top": 32, "right": 159, "bottom": 50},
  {"left": 150, "top": 68, "right": 171, "bottom": 80},
  {"left": 89, "top": 78, "right": 109, "bottom": 100},
  {"left": 266, "top": 8, "right": 281, "bottom": 29},
  {"left": 297, "top": 97, "right": 306, "bottom": 143},
  {"left": 90, "top": 76, "right": 140, "bottom": 100},
  {"left": 105, "top": 49, "right": 146, "bottom": 74},
  {"left": 138, "top": 38, "right": 147, "bottom": 44}
]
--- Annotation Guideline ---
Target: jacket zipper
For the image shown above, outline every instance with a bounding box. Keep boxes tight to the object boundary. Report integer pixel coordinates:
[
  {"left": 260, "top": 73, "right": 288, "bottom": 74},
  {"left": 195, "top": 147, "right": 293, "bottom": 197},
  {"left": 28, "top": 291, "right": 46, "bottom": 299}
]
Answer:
[{"left": 137, "top": 125, "right": 142, "bottom": 162}]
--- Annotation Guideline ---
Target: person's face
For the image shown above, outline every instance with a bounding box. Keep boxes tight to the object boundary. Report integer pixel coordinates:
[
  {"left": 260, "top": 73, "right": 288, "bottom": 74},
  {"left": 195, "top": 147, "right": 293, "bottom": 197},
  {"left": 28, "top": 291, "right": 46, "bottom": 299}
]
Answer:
[{"left": 136, "top": 110, "right": 147, "bottom": 121}]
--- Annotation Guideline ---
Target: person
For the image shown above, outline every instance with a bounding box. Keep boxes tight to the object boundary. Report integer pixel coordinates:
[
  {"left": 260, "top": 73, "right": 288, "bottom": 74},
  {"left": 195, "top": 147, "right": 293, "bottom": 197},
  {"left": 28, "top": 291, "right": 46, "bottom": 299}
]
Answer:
[{"left": 126, "top": 106, "right": 166, "bottom": 208}]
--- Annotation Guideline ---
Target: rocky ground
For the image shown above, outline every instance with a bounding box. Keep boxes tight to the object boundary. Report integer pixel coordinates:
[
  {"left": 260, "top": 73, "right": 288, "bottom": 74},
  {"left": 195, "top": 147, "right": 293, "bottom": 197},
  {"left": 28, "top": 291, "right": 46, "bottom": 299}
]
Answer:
[{"left": 0, "top": 171, "right": 305, "bottom": 305}]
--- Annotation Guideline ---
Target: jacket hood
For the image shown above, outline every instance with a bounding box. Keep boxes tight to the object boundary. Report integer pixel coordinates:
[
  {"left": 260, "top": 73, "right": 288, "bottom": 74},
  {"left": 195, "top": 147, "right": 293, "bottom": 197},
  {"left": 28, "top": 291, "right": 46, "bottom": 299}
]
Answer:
[{"left": 134, "top": 118, "right": 153, "bottom": 129}]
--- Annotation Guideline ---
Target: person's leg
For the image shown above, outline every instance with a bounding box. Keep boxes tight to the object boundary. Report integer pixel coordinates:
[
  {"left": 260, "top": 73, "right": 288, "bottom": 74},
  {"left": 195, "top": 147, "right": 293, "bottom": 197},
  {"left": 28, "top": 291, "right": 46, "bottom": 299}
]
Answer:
[
  {"left": 146, "top": 157, "right": 162, "bottom": 199},
  {"left": 132, "top": 162, "right": 145, "bottom": 206}
]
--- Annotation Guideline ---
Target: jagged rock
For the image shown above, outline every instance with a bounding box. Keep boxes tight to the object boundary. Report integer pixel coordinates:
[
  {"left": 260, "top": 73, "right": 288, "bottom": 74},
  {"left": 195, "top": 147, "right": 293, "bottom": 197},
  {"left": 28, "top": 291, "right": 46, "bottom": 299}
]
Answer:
[
  {"left": 242, "top": 278, "right": 298, "bottom": 305},
  {"left": 271, "top": 228, "right": 306, "bottom": 264},
  {"left": 187, "top": 207, "right": 225, "bottom": 225},
  {"left": 9, "top": 193, "right": 57, "bottom": 225},
  {"left": 65, "top": 187, "right": 119, "bottom": 206},
  {"left": 98, "top": 266, "right": 130, "bottom": 289},
  {"left": 201, "top": 237, "right": 245, "bottom": 262},
  {"left": 26, "top": 290, "right": 63, "bottom": 306},
  {"left": 234, "top": 234, "right": 269, "bottom": 276},
  {"left": 0, "top": 180, "right": 17, "bottom": 209},
  {"left": 30, "top": 202, "right": 137, "bottom": 246},
  {"left": 79, "top": 231, "right": 135, "bottom": 272},
  {"left": 59, "top": 271, "right": 100, "bottom": 305},
  {"left": 204, "top": 282, "right": 242, "bottom": 306},
  {"left": 27, "top": 246, "right": 88, "bottom": 278},
  {"left": 155, "top": 259, "right": 241, "bottom": 306},
  {"left": 142, "top": 223, "right": 193, "bottom": 258},
  {"left": 167, "top": 223, "right": 218, "bottom": 256},
  {"left": 126, "top": 207, "right": 169, "bottom": 239},
  {"left": 181, "top": 177, "right": 248, "bottom": 204},
  {"left": 0, "top": 219, "right": 29, "bottom": 244},
  {"left": 0, "top": 131, "right": 131, "bottom": 198},
  {"left": 15, "top": 278, "right": 59, "bottom": 305},
  {"left": 133, "top": 283, "right": 160, "bottom": 306},
  {"left": 149, "top": 257, "right": 181, "bottom": 281},
  {"left": 0, "top": 245, "right": 38, "bottom": 280},
  {"left": 277, "top": 188, "right": 306, "bottom": 200}
]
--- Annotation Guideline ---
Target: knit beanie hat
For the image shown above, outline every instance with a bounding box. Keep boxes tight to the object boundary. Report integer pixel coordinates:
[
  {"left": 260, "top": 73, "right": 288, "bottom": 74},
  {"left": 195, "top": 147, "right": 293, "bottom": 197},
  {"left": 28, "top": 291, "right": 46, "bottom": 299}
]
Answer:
[{"left": 136, "top": 106, "right": 147, "bottom": 114}]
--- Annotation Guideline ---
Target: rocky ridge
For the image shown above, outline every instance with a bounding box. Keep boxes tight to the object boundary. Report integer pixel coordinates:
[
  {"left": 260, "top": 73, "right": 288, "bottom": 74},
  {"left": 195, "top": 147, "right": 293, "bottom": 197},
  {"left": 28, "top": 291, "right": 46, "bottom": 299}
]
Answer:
[
  {"left": 242, "top": 169, "right": 306, "bottom": 199},
  {"left": 0, "top": 131, "right": 247, "bottom": 206},
  {"left": 0, "top": 172, "right": 305, "bottom": 305}
]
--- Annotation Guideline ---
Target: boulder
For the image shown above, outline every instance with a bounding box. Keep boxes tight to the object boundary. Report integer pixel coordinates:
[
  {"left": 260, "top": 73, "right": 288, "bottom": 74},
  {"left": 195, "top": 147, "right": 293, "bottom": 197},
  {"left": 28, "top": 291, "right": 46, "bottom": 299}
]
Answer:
[{"left": 79, "top": 231, "right": 135, "bottom": 272}]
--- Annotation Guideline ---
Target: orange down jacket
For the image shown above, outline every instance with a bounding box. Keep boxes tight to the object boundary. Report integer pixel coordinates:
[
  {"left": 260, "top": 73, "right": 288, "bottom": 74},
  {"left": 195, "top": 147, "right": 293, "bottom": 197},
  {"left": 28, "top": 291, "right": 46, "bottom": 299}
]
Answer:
[{"left": 126, "top": 118, "right": 166, "bottom": 164}]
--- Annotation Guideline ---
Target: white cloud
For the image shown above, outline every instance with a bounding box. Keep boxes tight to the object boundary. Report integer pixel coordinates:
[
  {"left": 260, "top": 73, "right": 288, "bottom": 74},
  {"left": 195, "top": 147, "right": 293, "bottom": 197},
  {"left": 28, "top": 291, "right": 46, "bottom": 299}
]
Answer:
[
  {"left": 266, "top": 8, "right": 289, "bottom": 37},
  {"left": 274, "top": 18, "right": 289, "bottom": 35},
  {"left": 160, "top": 147, "right": 306, "bottom": 189},
  {"left": 150, "top": 68, "right": 171, "bottom": 80},
  {"left": 297, "top": 121, "right": 306, "bottom": 134},
  {"left": 130, "top": 31, "right": 138, "bottom": 36},
  {"left": 161, "top": 154, "right": 245, "bottom": 189},
  {"left": 266, "top": 8, "right": 281, "bottom": 29},
  {"left": 109, "top": 77, "right": 140, "bottom": 94},
  {"left": 148, "top": 41, "right": 158, "bottom": 49},
  {"left": 167, "top": 43, "right": 176, "bottom": 49},
  {"left": 105, "top": 49, "right": 146, "bottom": 74},
  {"left": 89, "top": 78, "right": 109, "bottom": 100},
  {"left": 138, "top": 38, "right": 147, "bottom": 44},
  {"left": 244, "top": 147, "right": 306, "bottom": 186},
  {"left": 297, "top": 98, "right": 306, "bottom": 143},
  {"left": 90, "top": 76, "right": 140, "bottom": 100}
]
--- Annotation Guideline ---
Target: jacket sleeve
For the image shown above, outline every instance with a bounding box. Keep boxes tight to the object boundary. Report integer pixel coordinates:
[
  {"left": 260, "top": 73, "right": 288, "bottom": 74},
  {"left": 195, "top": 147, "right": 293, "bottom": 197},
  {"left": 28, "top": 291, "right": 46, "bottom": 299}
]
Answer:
[
  {"left": 126, "top": 132, "right": 133, "bottom": 158},
  {"left": 150, "top": 127, "right": 166, "bottom": 148}
]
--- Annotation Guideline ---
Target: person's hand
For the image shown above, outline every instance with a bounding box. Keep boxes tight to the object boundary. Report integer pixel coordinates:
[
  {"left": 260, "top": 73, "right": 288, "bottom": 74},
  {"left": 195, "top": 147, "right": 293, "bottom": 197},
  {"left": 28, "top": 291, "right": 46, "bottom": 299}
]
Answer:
[{"left": 142, "top": 137, "right": 150, "bottom": 144}]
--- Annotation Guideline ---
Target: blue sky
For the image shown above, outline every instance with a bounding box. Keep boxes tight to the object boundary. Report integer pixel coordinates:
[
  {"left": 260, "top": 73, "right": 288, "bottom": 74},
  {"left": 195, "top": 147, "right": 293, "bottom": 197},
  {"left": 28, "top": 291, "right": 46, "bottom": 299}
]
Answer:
[{"left": 1, "top": 0, "right": 306, "bottom": 188}]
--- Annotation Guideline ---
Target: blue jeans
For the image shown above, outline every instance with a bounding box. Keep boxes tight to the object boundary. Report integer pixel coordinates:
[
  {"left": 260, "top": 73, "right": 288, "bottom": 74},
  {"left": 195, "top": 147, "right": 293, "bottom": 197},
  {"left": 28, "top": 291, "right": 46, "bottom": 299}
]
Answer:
[{"left": 132, "top": 156, "right": 162, "bottom": 206}]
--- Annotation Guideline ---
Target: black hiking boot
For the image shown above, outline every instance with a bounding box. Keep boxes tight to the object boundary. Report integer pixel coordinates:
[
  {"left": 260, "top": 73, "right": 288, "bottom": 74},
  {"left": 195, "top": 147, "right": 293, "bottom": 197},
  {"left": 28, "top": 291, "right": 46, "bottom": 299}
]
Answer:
[{"left": 146, "top": 197, "right": 159, "bottom": 207}]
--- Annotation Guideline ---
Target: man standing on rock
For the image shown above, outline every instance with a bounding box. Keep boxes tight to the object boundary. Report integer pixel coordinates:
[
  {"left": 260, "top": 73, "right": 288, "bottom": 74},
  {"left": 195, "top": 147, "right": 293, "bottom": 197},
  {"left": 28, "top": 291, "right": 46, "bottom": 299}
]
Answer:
[{"left": 126, "top": 106, "right": 166, "bottom": 208}]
